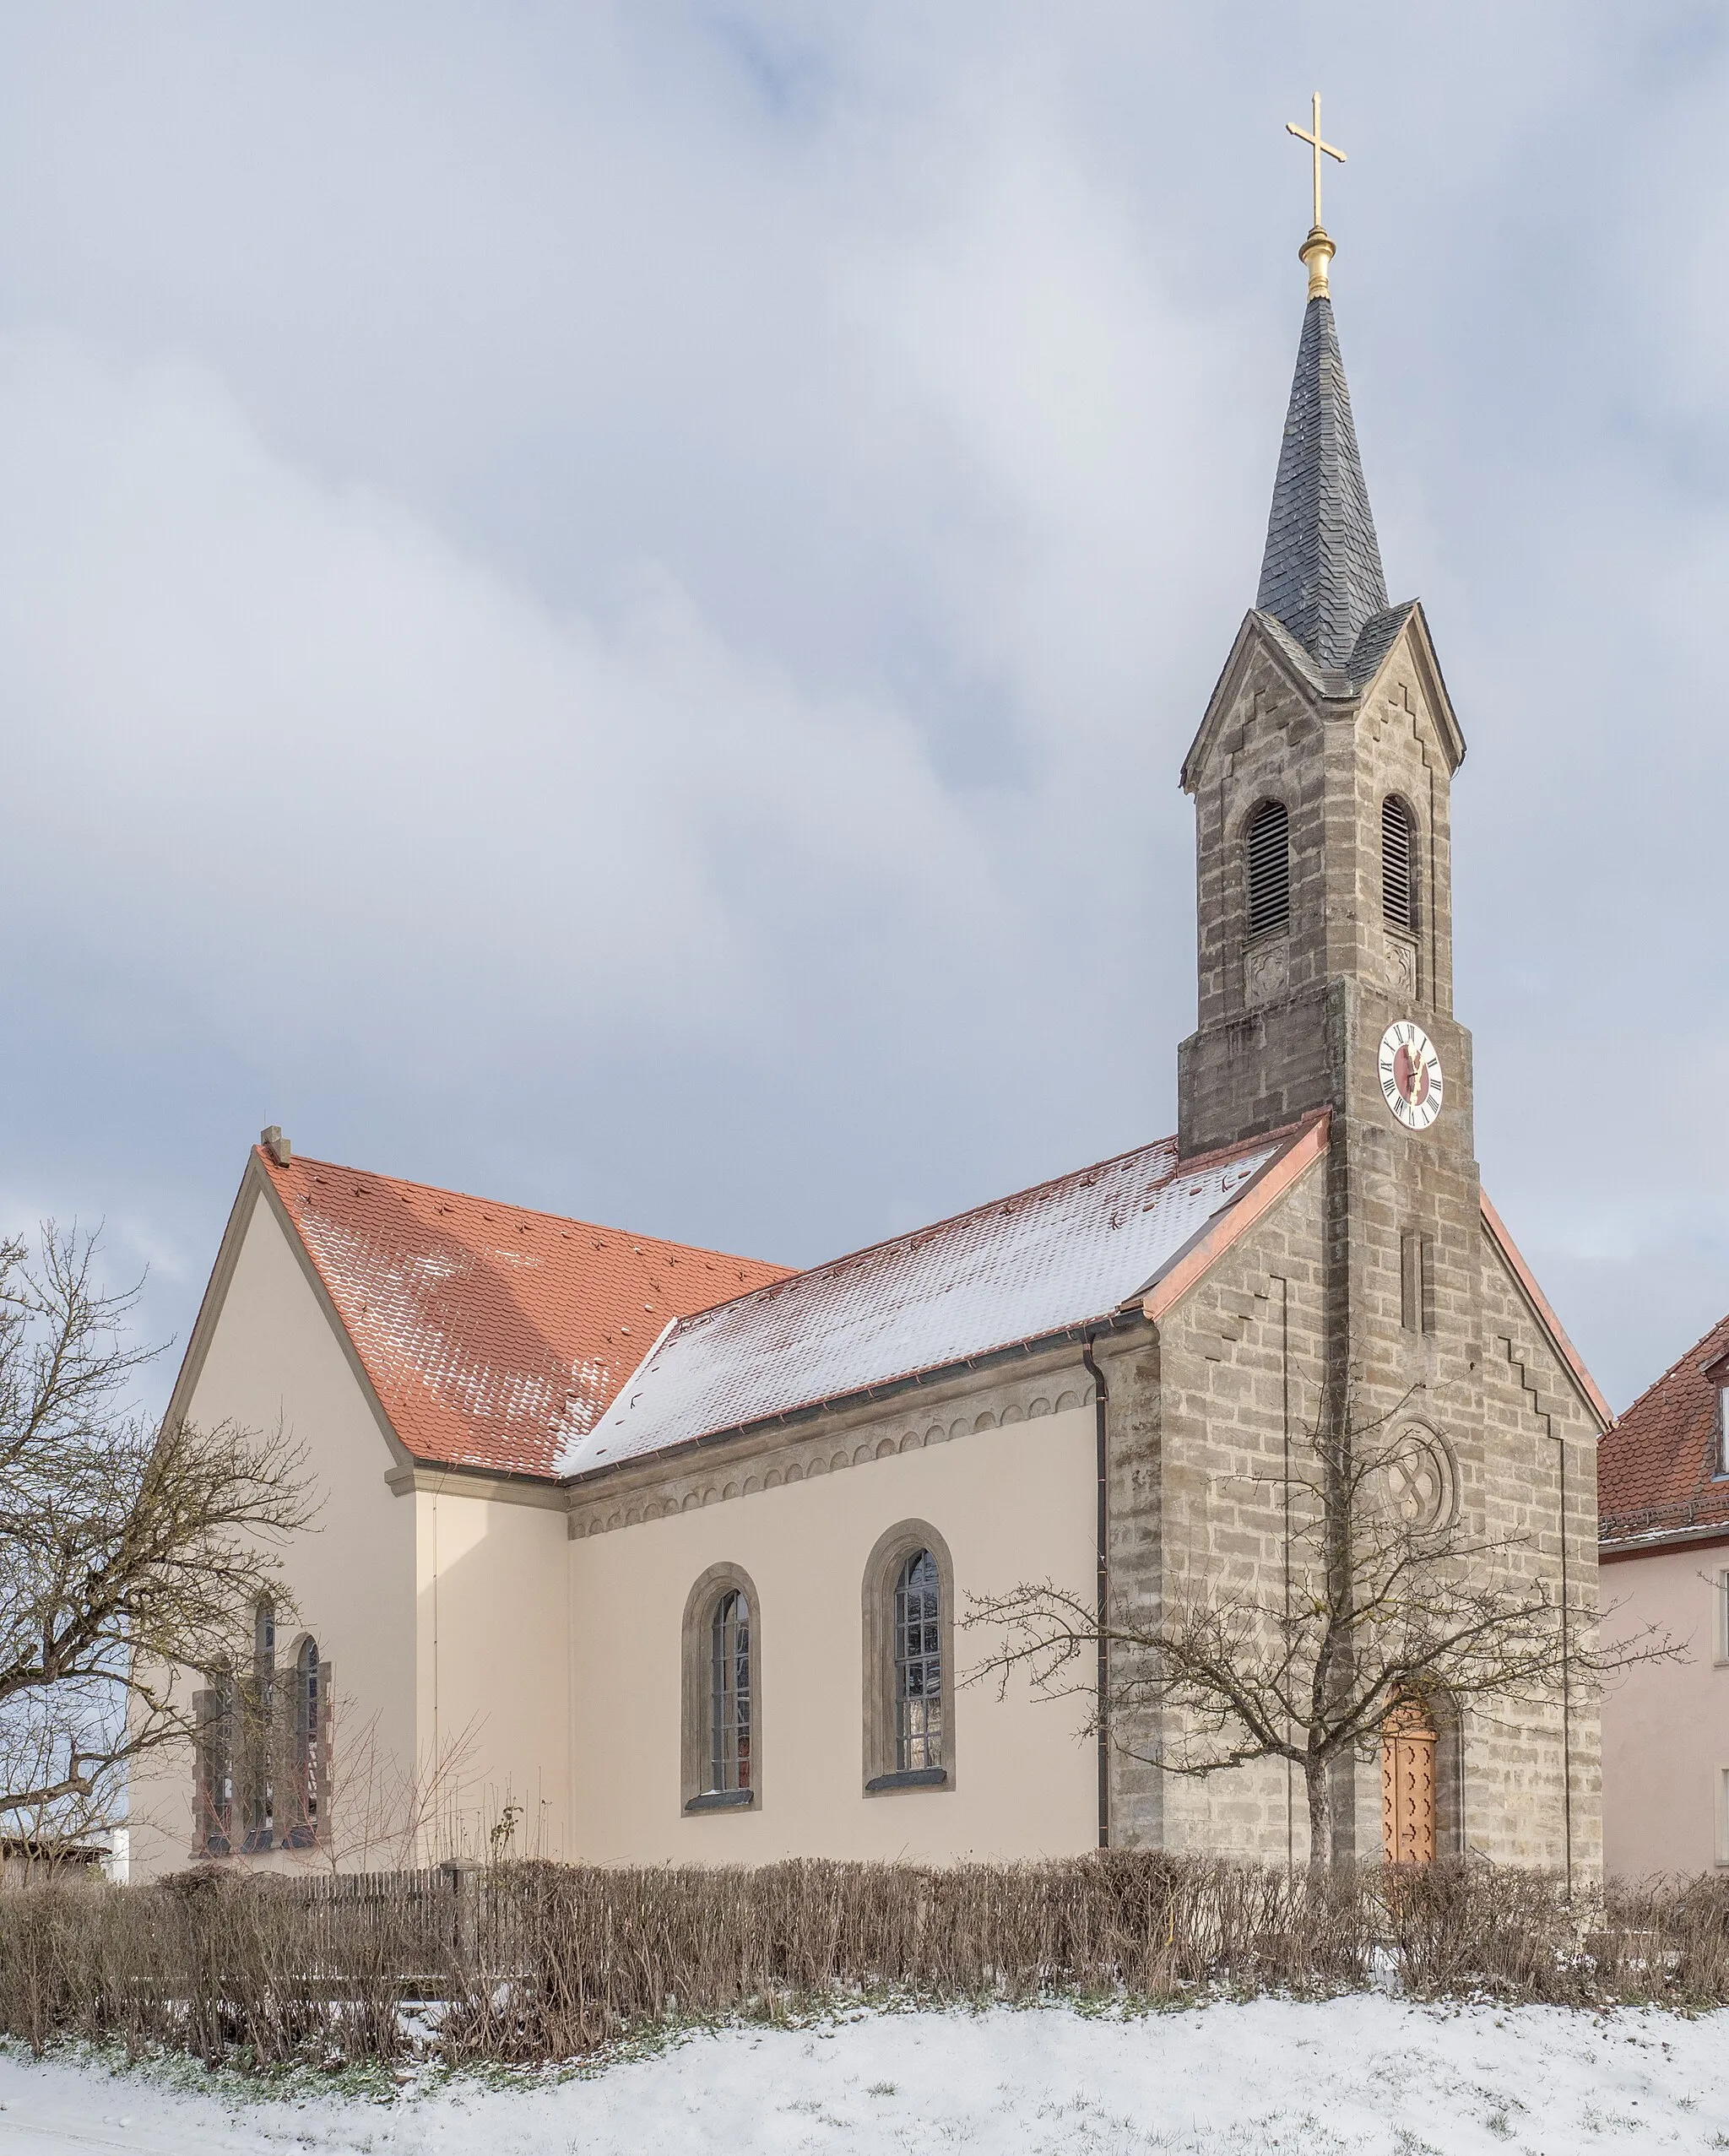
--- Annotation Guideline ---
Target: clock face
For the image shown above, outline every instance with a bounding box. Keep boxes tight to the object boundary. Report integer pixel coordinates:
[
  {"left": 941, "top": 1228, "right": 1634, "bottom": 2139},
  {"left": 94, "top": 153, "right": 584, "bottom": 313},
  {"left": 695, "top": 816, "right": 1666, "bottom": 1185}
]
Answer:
[{"left": 1379, "top": 1020, "right": 1444, "bottom": 1131}]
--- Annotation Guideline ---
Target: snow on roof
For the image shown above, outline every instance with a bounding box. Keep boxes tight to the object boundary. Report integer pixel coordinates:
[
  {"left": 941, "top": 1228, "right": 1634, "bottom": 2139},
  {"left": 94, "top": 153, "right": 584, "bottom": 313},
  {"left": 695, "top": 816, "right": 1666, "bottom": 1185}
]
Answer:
[
  {"left": 560, "top": 1129, "right": 1289, "bottom": 1478},
  {"left": 257, "top": 1150, "right": 792, "bottom": 1478}
]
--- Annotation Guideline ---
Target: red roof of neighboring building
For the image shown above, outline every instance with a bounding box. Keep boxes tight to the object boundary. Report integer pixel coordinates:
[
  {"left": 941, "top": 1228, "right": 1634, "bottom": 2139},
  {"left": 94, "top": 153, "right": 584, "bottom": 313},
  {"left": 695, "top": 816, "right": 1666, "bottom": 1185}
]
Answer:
[
  {"left": 257, "top": 1148, "right": 792, "bottom": 1479},
  {"left": 1598, "top": 1310, "right": 1729, "bottom": 1549}
]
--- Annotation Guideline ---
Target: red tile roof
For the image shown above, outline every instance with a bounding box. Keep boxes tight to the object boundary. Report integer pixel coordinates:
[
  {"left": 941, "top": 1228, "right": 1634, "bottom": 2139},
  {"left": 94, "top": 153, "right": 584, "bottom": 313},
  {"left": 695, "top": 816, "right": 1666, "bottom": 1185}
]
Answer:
[
  {"left": 1598, "top": 1310, "right": 1729, "bottom": 1549},
  {"left": 257, "top": 1148, "right": 792, "bottom": 1479}
]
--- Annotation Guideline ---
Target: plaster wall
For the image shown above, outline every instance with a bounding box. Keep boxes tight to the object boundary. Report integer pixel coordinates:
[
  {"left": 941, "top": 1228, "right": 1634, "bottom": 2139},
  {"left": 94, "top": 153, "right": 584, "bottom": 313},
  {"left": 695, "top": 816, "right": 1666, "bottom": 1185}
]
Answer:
[
  {"left": 410, "top": 1485, "right": 571, "bottom": 1861},
  {"left": 567, "top": 1411, "right": 1097, "bottom": 1862},
  {"left": 1601, "top": 1541, "right": 1726, "bottom": 1879},
  {"left": 127, "top": 1189, "right": 415, "bottom": 1879}
]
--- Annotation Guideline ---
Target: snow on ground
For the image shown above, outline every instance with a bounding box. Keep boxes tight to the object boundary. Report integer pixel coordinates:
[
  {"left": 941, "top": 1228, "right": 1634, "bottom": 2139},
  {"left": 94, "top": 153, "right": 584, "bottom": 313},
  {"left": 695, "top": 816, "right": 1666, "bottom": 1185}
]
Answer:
[{"left": 2, "top": 1996, "right": 1727, "bottom": 2153}]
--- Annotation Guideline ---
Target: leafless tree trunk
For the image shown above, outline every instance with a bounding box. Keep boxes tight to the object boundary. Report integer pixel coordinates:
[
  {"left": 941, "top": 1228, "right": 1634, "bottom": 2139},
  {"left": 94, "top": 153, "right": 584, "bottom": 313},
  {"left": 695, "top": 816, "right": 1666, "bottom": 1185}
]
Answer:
[
  {"left": 968, "top": 1388, "right": 1679, "bottom": 1872},
  {"left": 0, "top": 1224, "right": 314, "bottom": 1847}
]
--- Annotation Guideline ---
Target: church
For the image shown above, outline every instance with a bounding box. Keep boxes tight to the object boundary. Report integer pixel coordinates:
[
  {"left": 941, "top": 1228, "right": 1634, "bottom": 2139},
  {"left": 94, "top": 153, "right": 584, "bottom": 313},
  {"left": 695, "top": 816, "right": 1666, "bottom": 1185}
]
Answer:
[{"left": 127, "top": 193, "right": 1611, "bottom": 1885}]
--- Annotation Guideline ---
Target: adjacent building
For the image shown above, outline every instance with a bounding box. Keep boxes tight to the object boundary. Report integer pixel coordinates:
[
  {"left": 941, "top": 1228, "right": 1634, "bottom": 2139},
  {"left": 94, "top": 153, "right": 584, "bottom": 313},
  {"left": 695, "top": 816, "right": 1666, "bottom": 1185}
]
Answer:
[{"left": 1600, "top": 1314, "right": 1729, "bottom": 1876}]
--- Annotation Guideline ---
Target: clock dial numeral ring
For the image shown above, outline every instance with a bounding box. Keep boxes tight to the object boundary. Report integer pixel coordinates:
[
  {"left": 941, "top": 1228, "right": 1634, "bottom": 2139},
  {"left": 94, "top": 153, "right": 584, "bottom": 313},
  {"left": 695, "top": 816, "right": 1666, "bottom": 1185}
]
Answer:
[{"left": 1378, "top": 1021, "right": 1444, "bottom": 1131}]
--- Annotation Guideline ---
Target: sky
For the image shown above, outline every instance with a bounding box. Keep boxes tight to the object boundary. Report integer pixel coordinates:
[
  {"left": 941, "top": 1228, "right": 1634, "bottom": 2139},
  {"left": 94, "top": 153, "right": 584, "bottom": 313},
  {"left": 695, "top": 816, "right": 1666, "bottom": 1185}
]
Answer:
[{"left": 1, "top": 1, "right": 1726, "bottom": 1416}]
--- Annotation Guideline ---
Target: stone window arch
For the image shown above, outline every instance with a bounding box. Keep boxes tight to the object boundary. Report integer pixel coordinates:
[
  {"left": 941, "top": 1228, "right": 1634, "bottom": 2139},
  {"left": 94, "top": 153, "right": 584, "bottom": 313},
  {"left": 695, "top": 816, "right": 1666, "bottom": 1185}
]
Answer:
[
  {"left": 1244, "top": 797, "right": 1291, "bottom": 939},
  {"left": 1381, "top": 793, "right": 1420, "bottom": 936},
  {"left": 862, "top": 1520, "right": 955, "bottom": 1795},
  {"left": 681, "top": 1563, "right": 762, "bottom": 1813}
]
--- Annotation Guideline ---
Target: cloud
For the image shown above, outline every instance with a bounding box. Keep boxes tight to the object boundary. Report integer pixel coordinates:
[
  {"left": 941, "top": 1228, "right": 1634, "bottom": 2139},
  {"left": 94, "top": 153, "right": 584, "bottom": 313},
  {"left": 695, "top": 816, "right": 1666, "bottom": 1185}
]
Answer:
[{"left": 2, "top": 2, "right": 1728, "bottom": 1411}]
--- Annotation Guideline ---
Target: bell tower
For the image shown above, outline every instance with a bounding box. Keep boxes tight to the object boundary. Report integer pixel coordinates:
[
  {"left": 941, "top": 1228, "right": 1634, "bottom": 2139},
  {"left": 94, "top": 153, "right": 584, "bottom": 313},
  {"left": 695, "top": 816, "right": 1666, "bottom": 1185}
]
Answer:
[
  {"left": 1176, "top": 187, "right": 1469, "bottom": 1174},
  {"left": 1173, "top": 156, "right": 1488, "bottom": 1862}
]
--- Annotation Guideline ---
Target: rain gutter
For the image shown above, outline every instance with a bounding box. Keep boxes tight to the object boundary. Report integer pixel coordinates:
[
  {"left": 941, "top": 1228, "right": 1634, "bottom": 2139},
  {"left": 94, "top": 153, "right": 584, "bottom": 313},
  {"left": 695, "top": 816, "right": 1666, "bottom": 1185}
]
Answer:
[
  {"left": 1081, "top": 1330, "right": 1110, "bottom": 1850},
  {"left": 561, "top": 1308, "right": 1150, "bottom": 1493}
]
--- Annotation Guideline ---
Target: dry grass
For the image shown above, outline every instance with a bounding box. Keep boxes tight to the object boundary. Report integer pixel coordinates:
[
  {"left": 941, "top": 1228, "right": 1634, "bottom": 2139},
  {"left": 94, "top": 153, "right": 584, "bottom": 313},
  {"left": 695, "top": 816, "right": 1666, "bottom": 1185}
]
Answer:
[{"left": 0, "top": 1855, "right": 1725, "bottom": 2071}]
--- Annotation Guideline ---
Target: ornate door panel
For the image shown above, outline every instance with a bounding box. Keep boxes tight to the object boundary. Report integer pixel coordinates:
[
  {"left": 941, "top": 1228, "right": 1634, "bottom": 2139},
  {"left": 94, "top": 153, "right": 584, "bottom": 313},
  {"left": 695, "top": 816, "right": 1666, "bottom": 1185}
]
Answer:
[{"left": 1381, "top": 1713, "right": 1436, "bottom": 1864}]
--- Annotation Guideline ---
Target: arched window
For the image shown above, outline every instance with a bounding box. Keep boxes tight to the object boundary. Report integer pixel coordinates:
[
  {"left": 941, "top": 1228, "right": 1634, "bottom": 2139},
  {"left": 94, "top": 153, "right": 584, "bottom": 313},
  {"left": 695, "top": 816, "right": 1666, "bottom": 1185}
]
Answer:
[
  {"left": 193, "top": 1662, "right": 236, "bottom": 1857},
  {"left": 894, "top": 1552, "right": 943, "bottom": 1773},
  {"left": 1382, "top": 794, "right": 1418, "bottom": 934},
  {"left": 283, "top": 1636, "right": 326, "bottom": 1849},
  {"left": 242, "top": 1595, "right": 277, "bottom": 1852},
  {"left": 863, "top": 1522, "right": 954, "bottom": 1794},
  {"left": 681, "top": 1564, "right": 762, "bottom": 1813},
  {"left": 1245, "top": 799, "right": 1291, "bottom": 938},
  {"left": 708, "top": 1590, "right": 752, "bottom": 1796}
]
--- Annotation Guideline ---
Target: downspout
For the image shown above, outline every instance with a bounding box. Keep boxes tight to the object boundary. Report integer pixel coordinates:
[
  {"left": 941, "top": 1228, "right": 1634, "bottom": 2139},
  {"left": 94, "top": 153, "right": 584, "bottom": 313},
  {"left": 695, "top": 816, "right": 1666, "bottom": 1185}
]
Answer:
[
  {"left": 1279, "top": 1273, "right": 1293, "bottom": 1877},
  {"left": 1556, "top": 1423, "right": 1574, "bottom": 1898},
  {"left": 1082, "top": 1332, "right": 1109, "bottom": 1850}
]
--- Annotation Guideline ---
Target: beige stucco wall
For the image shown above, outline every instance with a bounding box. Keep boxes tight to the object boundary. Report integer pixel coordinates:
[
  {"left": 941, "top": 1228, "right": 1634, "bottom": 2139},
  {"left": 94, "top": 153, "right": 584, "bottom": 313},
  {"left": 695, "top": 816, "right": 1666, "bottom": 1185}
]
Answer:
[
  {"left": 1602, "top": 1541, "right": 1725, "bottom": 1879},
  {"left": 411, "top": 1484, "right": 571, "bottom": 1861},
  {"left": 128, "top": 1188, "right": 417, "bottom": 1878},
  {"left": 567, "top": 1409, "right": 1098, "bottom": 1862},
  {"left": 132, "top": 1187, "right": 578, "bottom": 1877}
]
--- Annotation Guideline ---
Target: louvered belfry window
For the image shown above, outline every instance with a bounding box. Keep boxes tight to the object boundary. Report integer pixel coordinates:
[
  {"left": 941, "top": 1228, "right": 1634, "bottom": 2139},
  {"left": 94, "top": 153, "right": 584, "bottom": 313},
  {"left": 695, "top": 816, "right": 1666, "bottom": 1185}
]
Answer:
[
  {"left": 1382, "top": 795, "right": 1418, "bottom": 934},
  {"left": 1245, "top": 799, "right": 1290, "bottom": 938}
]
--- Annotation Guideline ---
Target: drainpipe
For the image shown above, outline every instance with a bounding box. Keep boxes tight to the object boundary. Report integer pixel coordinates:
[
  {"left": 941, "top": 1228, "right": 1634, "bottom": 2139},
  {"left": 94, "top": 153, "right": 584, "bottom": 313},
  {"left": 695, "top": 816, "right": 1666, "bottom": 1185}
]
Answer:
[
  {"left": 1556, "top": 1425, "right": 1574, "bottom": 1899},
  {"left": 1082, "top": 1331, "right": 1109, "bottom": 1850}
]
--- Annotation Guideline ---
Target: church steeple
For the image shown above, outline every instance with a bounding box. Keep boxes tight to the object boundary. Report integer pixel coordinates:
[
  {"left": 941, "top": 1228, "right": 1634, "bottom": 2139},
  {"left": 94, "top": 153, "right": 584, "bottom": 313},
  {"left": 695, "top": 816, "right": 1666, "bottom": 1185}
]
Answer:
[
  {"left": 1254, "top": 291, "right": 1388, "bottom": 672},
  {"left": 1176, "top": 110, "right": 1466, "bottom": 1164}
]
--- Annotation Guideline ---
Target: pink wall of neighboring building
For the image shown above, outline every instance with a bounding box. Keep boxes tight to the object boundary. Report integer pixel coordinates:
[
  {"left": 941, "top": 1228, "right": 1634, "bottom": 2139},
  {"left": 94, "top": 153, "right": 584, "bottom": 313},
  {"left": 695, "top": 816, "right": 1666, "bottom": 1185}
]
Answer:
[{"left": 1602, "top": 1538, "right": 1729, "bottom": 1878}]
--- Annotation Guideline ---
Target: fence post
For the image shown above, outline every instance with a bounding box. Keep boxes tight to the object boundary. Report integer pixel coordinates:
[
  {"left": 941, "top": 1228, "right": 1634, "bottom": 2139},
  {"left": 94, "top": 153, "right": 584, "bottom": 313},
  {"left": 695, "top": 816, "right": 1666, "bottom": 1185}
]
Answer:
[{"left": 440, "top": 1859, "right": 483, "bottom": 1967}]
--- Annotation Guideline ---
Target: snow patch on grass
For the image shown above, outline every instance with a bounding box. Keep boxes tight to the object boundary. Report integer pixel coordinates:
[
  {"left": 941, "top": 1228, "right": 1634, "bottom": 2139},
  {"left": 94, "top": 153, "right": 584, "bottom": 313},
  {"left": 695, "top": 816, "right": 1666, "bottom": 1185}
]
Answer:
[{"left": 2, "top": 1995, "right": 1727, "bottom": 2153}]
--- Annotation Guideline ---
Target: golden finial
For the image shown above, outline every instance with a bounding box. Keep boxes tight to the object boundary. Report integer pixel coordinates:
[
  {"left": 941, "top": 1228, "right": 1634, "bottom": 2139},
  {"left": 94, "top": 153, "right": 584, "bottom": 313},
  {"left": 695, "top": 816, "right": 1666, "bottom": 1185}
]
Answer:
[{"left": 1285, "top": 93, "right": 1346, "bottom": 299}]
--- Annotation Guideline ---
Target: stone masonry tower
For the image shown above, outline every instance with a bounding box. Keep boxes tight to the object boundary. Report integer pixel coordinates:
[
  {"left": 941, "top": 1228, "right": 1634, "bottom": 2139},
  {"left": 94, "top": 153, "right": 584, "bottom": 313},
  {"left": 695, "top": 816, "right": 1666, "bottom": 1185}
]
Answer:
[{"left": 1173, "top": 219, "right": 1511, "bottom": 1861}]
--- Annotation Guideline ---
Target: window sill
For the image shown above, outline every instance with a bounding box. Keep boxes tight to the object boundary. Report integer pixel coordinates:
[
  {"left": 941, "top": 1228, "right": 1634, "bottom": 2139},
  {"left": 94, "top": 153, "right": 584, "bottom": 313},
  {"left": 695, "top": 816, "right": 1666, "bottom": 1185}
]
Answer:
[
  {"left": 685, "top": 1790, "right": 755, "bottom": 1814},
  {"left": 864, "top": 1768, "right": 949, "bottom": 1794}
]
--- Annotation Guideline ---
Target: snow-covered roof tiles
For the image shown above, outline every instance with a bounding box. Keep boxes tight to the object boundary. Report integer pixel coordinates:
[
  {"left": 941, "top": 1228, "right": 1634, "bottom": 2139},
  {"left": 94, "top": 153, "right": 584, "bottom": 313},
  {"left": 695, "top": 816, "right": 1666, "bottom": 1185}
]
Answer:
[
  {"left": 256, "top": 1150, "right": 792, "bottom": 1478},
  {"left": 559, "top": 1128, "right": 1298, "bottom": 1478}
]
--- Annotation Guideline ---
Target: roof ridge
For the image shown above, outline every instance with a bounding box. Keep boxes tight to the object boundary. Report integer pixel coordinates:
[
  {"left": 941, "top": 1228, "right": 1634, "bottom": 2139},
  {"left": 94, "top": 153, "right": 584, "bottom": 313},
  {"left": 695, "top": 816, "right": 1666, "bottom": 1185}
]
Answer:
[
  {"left": 259, "top": 1147, "right": 792, "bottom": 1278},
  {"left": 653, "top": 1124, "right": 1298, "bottom": 1340}
]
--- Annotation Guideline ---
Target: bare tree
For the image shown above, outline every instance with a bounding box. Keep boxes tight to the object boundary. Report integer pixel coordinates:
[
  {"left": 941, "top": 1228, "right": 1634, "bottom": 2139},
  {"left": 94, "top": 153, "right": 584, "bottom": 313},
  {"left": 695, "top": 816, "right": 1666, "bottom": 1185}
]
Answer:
[
  {"left": 0, "top": 1224, "right": 315, "bottom": 1848},
  {"left": 276, "top": 1704, "right": 480, "bottom": 1874},
  {"left": 967, "top": 1389, "right": 1678, "bottom": 1871}
]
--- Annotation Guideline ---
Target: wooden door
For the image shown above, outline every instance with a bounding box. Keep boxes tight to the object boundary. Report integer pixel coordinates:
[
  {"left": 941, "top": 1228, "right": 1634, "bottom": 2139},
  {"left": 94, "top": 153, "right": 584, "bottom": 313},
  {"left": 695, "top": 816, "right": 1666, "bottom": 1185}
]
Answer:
[{"left": 1381, "top": 1708, "right": 1436, "bottom": 1864}]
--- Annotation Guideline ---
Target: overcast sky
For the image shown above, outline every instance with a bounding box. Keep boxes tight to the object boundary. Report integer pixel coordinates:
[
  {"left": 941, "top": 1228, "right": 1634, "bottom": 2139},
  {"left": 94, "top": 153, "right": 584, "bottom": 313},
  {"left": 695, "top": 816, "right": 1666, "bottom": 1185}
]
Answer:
[{"left": 1, "top": 2, "right": 1725, "bottom": 1414}]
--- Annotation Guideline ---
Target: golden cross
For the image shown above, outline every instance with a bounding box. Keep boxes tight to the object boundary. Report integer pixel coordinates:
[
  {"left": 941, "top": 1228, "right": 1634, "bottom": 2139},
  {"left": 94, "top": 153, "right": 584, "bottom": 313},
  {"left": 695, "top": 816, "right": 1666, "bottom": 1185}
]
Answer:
[{"left": 1286, "top": 93, "right": 1346, "bottom": 230}]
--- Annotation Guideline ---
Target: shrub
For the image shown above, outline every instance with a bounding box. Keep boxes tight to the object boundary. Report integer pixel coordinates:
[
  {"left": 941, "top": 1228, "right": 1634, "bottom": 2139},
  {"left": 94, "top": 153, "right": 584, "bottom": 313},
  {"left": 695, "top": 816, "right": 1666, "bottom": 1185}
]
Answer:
[{"left": 0, "top": 1855, "right": 1722, "bottom": 2072}]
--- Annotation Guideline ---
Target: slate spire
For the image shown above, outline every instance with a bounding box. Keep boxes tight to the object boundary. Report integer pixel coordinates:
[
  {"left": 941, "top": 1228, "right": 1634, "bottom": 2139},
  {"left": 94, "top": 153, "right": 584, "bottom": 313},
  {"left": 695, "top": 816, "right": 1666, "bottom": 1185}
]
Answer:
[{"left": 1255, "top": 288, "right": 1388, "bottom": 673}]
